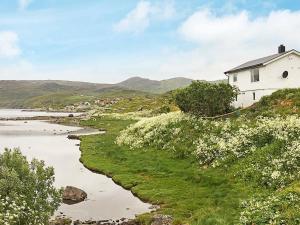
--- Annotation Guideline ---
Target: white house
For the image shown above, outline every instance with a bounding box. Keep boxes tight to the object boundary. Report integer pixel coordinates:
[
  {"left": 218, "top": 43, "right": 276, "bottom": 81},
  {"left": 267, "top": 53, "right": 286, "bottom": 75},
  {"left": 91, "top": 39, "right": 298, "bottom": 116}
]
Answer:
[{"left": 225, "top": 45, "right": 300, "bottom": 108}]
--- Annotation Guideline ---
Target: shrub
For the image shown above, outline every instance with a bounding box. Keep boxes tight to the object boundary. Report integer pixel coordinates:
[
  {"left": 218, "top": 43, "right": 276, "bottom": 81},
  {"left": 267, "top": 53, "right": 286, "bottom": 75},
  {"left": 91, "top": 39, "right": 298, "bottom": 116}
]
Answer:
[
  {"left": 117, "top": 113, "right": 300, "bottom": 189},
  {"left": 174, "top": 81, "right": 238, "bottom": 117},
  {"left": 240, "top": 192, "right": 300, "bottom": 224},
  {"left": 0, "top": 149, "right": 62, "bottom": 225}
]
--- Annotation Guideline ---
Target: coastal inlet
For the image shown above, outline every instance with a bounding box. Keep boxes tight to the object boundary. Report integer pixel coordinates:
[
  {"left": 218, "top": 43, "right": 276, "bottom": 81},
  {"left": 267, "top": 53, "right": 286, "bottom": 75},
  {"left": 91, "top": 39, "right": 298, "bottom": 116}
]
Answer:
[{"left": 0, "top": 109, "right": 151, "bottom": 222}]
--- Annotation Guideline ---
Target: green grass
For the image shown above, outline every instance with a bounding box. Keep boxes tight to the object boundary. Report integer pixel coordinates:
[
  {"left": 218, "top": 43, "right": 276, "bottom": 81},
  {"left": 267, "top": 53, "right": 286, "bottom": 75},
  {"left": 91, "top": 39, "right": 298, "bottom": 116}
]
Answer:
[
  {"left": 80, "top": 117, "right": 259, "bottom": 225},
  {"left": 245, "top": 88, "right": 300, "bottom": 117},
  {"left": 109, "top": 93, "right": 177, "bottom": 113}
]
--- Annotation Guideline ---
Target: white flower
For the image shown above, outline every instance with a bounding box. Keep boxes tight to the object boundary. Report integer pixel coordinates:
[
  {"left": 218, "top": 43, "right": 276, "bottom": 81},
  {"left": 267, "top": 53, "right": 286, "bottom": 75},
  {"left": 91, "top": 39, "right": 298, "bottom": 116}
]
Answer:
[{"left": 271, "top": 171, "right": 281, "bottom": 179}]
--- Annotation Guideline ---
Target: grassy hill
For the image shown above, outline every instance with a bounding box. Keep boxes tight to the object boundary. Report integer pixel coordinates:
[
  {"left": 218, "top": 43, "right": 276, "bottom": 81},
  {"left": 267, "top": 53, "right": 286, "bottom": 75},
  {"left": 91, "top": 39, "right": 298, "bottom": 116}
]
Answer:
[
  {"left": 78, "top": 88, "right": 300, "bottom": 224},
  {"left": 117, "top": 76, "right": 227, "bottom": 94},
  {"left": 245, "top": 88, "right": 300, "bottom": 117},
  {"left": 0, "top": 77, "right": 227, "bottom": 110},
  {"left": 0, "top": 81, "right": 107, "bottom": 108},
  {"left": 117, "top": 76, "right": 194, "bottom": 94},
  {"left": 0, "top": 77, "right": 193, "bottom": 109},
  {"left": 0, "top": 80, "right": 146, "bottom": 109}
]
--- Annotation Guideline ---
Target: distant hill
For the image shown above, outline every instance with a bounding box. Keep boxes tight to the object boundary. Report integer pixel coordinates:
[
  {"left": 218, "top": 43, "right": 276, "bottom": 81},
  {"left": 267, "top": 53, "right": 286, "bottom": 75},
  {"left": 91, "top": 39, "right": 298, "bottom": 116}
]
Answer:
[
  {"left": 117, "top": 77, "right": 193, "bottom": 93},
  {"left": 0, "top": 80, "right": 122, "bottom": 109},
  {"left": 0, "top": 77, "right": 226, "bottom": 109}
]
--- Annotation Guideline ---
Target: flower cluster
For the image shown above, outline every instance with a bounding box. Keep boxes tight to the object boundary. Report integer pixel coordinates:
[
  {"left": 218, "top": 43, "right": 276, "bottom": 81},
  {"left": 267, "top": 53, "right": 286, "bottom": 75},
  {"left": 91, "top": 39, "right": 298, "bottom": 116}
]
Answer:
[
  {"left": 240, "top": 192, "right": 300, "bottom": 224},
  {"left": 0, "top": 196, "right": 22, "bottom": 225},
  {"left": 116, "top": 112, "right": 185, "bottom": 149},
  {"left": 0, "top": 149, "right": 62, "bottom": 225},
  {"left": 194, "top": 116, "right": 300, "bottom": 188},
  {"left": 117, "top": 113, "right": 300, "bottom": 189}
]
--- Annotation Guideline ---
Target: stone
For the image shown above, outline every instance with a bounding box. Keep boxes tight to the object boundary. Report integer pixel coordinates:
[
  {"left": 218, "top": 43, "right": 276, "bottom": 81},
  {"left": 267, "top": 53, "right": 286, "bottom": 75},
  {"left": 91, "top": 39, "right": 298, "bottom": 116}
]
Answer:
[
  {"left": 49, "top": 217, "right": 72, "bottom": 225},
  {"left": 62, "top": 186, "right": 87, "bottom": 204},
  {"left": 151, "top": 215, "right": 173, "bottom": 225},
  {"left": 67, "top": 134, "right": 80, "bottom": 140}
]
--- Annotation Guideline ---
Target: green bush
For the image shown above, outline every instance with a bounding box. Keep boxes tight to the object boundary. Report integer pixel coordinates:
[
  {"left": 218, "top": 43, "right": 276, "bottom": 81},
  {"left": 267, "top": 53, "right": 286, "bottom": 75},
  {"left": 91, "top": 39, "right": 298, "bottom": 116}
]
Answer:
[
  {"left": 0, "top": 149, "right": 62, "bottom": 225},
  {"left": 174, "top": 81, "right": 238, "bottom": 117}
]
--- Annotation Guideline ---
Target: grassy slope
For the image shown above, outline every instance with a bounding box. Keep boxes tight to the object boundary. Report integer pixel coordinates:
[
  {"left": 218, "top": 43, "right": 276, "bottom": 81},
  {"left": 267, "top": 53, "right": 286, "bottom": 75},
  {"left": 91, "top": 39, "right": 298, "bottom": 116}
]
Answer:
[
  {"left": 117, "top": 77, "right": 193, "bottom": 94},
  {"left": 110, "top": 93, "right": 177, "bottom": 113},
  {"left": 245, "top": 88, "right": 300, "bottom": 117},
  {"left": 80, "top": 118, "right": 259, "bottom": 225},
  {"left": 0, "top": 78, "right": 193, "bottom": 109}
]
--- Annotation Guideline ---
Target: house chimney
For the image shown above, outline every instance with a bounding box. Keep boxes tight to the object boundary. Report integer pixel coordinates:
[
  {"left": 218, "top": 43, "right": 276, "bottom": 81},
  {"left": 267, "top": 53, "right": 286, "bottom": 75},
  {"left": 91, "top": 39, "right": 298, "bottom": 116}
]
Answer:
[{"left": 278, "top": 44, "right": 286, "bottom": 54}]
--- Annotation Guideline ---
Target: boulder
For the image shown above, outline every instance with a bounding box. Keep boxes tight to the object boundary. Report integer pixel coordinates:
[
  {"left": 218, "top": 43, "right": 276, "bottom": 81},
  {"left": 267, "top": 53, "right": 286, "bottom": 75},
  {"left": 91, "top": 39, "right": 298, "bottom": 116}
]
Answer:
[
  {"left": 151, "top": 215, "right": 173, "bottom": 225},
  {"left": 49, "top": 217, "right": 72, "bottom": 225},
  {"left": 63, "top": 186, "right": 87, "bottom": 204},
  {"left": 67, "top": 134, "right": 80, "bottom": 140}
]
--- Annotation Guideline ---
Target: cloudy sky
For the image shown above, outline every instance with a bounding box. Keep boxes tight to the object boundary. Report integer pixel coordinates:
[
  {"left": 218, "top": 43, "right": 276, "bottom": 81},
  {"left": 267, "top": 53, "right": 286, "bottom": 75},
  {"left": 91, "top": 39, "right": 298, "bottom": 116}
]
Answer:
[{"left": 0, "top": 0, "right": 300, "bottom": 83}]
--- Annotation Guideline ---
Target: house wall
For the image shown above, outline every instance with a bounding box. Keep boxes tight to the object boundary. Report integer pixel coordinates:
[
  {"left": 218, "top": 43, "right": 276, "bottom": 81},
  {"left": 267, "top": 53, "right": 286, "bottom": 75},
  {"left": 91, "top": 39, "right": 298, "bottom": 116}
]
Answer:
[{"left": 228, "top": 52, "right": 300, "bottom": 108}]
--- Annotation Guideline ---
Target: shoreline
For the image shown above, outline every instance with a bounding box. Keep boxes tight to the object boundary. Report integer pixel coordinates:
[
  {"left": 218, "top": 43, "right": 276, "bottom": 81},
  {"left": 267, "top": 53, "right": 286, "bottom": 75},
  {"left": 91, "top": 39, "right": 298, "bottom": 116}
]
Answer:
[{"left": 0, "top": 111, "right": 155, "bottom": 224}]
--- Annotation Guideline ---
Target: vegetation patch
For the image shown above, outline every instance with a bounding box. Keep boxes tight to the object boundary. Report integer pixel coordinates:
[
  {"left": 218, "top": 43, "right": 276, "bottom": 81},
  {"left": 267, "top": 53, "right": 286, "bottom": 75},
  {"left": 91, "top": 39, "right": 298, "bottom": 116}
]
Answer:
[
  {"left": 80, "top": 117, "right": 259, "bottom": 225},
  {"left": 246, "top": 88, "right": 300, "bottom": 117},
  {"left": 0, "top": 149, "right": 62, "bottom": 225}
]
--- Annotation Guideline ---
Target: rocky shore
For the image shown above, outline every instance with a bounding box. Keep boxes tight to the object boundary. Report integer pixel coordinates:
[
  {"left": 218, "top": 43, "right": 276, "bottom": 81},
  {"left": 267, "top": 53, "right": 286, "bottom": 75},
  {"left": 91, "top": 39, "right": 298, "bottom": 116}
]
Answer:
[{"left": 51, "top": 214, "right": 173, "bottom": 225}]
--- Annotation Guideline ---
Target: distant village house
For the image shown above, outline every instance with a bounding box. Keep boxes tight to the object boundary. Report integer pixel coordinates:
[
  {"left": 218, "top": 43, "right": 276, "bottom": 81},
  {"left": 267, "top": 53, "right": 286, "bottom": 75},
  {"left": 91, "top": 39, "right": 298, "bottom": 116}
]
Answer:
[{"left": 225, "top": 45, "right": 300, "bottom": 108}]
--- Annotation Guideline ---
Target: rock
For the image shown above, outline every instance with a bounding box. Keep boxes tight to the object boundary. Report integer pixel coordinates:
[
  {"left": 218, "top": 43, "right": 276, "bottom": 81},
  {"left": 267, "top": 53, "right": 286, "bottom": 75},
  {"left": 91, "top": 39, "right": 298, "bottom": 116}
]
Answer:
[
  {"left": 151, "top": 215, "right": 173, "bottom": 225},
  {"left": 149, "top": 205, "right": 160, "bottom": 211},
  {"left": 49, "top": 217, "right": 72, "bottom": 225},
  {"left": 67, "top": 134, "right": 80, "bottom": 140},
  {"left": 73, "top": 219, "right": 138, "bottom": 225},
  {"left": 68, "top": 114, "right": 74, "bottom": 117},
  {"left": 62, "top": 186, "right": 87, "bottom": 204}
]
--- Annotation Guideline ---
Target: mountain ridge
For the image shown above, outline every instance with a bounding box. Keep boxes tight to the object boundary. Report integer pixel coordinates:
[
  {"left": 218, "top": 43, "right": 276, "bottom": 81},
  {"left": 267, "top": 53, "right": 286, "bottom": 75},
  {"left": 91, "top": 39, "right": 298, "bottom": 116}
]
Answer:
[{"left": 0, "top": 77, "right": 226, "bottom": 108}]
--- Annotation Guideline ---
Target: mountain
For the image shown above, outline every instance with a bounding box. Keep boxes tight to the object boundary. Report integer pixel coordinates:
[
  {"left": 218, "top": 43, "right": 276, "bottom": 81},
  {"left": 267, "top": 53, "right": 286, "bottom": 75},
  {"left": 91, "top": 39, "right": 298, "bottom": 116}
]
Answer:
[
  {"left": 0, "top": 80, "right": 118, "bottom": 109},
  {"left": 117, "top": 77, "right": 194, "bottom": 93},
  {"left": 0, "top": 77, "right": 227, "bottom": 109}
]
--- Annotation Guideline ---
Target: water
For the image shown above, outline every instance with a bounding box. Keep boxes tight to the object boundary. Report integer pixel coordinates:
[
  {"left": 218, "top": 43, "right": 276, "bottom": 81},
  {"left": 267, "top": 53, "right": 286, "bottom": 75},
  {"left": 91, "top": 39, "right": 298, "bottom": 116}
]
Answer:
[
  {"left": 0, "top": 110, "right": 151, "bottom": 221},
  {"left": 0, "top": 108, "right": 81, "bottom": 119}
]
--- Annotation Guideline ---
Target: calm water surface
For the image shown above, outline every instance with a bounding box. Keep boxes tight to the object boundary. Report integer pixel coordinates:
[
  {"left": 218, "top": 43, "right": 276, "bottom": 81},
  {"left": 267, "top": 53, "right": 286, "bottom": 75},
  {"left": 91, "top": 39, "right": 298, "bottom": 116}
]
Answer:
[
  {"left": 0, "top": 110, "right": 151, "bottom": 221},
  {"left": 0, "top": 109, "right": 83, "bottom": 119}
]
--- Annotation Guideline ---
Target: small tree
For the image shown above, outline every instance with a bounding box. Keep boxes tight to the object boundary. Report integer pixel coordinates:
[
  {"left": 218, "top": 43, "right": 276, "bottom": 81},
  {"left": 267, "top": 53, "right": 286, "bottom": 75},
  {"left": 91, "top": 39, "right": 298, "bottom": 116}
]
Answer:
[
  {"left": 174, "top": 81, "right": 238, "bottom": 117},
  {"left": 0, "top": 149, "right": 62, "bottom": 225}
]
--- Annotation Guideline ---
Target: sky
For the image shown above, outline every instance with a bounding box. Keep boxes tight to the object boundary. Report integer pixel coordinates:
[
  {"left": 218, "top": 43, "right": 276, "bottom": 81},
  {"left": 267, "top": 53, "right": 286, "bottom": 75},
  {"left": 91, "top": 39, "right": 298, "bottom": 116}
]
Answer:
[{"left": 0, "top": 0, "right": 300, "bottom": 83}]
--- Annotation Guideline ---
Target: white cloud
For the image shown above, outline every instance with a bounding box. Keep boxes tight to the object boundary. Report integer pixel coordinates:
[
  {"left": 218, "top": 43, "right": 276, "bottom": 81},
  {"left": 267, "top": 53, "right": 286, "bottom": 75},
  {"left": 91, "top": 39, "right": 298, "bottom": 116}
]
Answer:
[
  {"left": 0, "top": 31, "right": 21, "bottom": 58},
  {"left": 19, "top": 0, "right": 33, "bottom": 10},
  {"left": 158, "top": 9, "right": 300, "bottom": 81},
  {"left": 114, "top": 0, "right": 175, "bottom": 33}
]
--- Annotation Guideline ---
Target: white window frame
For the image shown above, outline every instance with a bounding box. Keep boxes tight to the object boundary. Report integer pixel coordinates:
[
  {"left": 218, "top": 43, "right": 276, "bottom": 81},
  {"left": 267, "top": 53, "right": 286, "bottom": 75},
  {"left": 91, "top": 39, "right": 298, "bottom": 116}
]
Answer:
[{"left": 251, "top": 68, "right": 260, "bottom": 82}]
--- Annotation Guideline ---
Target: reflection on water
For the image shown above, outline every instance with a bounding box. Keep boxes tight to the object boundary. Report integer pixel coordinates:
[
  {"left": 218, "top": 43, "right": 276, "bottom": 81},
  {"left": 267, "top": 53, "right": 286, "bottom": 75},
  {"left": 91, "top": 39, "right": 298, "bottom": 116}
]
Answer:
[{"left": 0, "top": 112, "right": 151, "bottom": 221}]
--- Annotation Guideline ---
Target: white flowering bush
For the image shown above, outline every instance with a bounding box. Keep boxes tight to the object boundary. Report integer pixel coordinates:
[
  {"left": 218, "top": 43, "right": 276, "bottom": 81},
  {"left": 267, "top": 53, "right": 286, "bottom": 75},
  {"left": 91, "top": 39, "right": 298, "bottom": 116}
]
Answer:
[
  {"left": 116, "top": 112, "right": 186, "bottom": 150},
  {"left": 0, "top": 149, "right": 62, "bottom": 225},
  {"left": 117, "top": 113, "right": 300, "bottom": 189},
  {"left": 195, "top": 116, "right": 300, "bottom": 167},
  {"left": 240, "top": 192, "right": 300, "bottom": 224}
]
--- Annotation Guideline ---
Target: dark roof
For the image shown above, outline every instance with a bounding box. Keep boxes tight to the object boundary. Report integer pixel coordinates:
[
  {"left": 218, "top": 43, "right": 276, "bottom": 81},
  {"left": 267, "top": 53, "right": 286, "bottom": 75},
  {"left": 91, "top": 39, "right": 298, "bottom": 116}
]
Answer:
[{"left": 224, "top": 50, "right": 293, "bottom": 74}]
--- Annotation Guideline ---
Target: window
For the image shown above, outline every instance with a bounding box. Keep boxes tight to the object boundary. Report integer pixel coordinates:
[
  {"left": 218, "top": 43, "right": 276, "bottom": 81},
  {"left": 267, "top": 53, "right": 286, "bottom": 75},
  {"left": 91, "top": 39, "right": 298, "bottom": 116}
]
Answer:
[
  {"left": 233, "top": 74, "right": 237, "bottom": 82},
  {"left": 251, "top": 68, "right": 260, "bottom": 82},
  {"left": 235, "top": 94, "right": 238, "bottom": 101},
  {"left": 282, "top": 71, "right": 288, "bottom": 78},
  {"left": 253, "top": 92, "right": 256, "bottom": 100}
]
